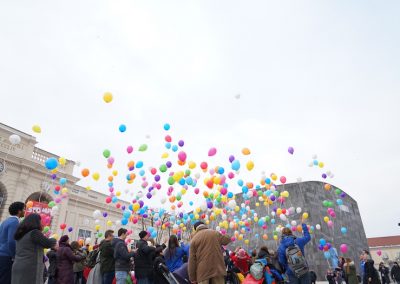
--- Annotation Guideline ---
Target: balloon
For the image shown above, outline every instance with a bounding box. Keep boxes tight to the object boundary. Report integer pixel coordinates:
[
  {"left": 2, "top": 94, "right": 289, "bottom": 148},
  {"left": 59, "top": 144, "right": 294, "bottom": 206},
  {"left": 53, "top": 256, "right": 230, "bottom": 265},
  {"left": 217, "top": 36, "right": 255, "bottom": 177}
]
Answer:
[
  {"left": 81, "top": 168, "right": 90, "bottom": 177},
  {"left": 377, "top": 250, "right": 382, "bottom": 256},
  {"left": 340, "top": 244, "right": 348, "bottom": 254},
  {"left": 32, "top": 124, "right": 42, "bottom": 133},
  {"left": 296, "top": 207, "right": 302, "bottom": 214},
  {"left": 341, "top": 227, "right": 347, "bottom": 234},
  {"left": 242, "top": 148, "right": 251, "bottom": 155},
  {"left": 58, "top": 157, "right": 66, "bottom": 166},
  {"left": 316, "top": 224, "right": 321, "bottom": 230},
  {"left": 302, "top": 212, "right": 309, "bottom": 220},
  {"left": 9, "top": 134, "right": 21, "bottom": 145},
  {"left": 68, "top": 227, "right": 73, "bottom": 233},
  {"left": 103, "top": 149, "right": 111, "bottom": 158},
  {"left": 92, "top": 172, "right": 100, "bottom": 181},
  {"left": 45, "top": 158, "right": 58, "bottom": 170},
  {"left": 208, "top": 147, "right": 217, "bottom": 157},
  {"left": 60, "top": 223, "right": 67, "bottom": 230},
  {"left": 119, "top": 124, "right": 127, "bottom": 132},
  {"left": 324, "top": 184, "right": 331, "bottom": 191},
  {"left": 139, "top": 144, "right": 148, "bottom": 152},
  {"left": 231, "top": 160, "right": 241, "bottom": 171},
  {"left": 324, "top": 251, "right": 331, "bottom": 259},
  {"left": 127, "top": 146, "right": 133, "bottom": 154},
  {"left": 280, "top": 176, "right": 287, "bottom": 184},
  {"left": 246, "top": 161, "right": 254, "bottom": 171},
  {"left": 103, "top": 92, "right": 113, "bottom": 103},
  {"left": 288, "top": 147, "right": 294, "bottom": 155},
  {"left": 178, "top": 151, "right": 187, "bottom": 162},
  {"left": 164, "top": 123, "right": 171, "bottom": 131},
  {"left": 26, "top": 201, "right": 33, "bottom": 208},
  {"left": 319, "top": 238, "right": 326, "bottom": 246}
]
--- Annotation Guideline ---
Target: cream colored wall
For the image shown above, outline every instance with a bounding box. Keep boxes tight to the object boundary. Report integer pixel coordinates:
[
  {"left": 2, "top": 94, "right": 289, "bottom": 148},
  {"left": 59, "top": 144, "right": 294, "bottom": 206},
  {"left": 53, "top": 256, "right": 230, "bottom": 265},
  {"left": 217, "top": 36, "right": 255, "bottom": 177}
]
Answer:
[{"left": 370, "top": 246, "right": 400, "bottom": 264}]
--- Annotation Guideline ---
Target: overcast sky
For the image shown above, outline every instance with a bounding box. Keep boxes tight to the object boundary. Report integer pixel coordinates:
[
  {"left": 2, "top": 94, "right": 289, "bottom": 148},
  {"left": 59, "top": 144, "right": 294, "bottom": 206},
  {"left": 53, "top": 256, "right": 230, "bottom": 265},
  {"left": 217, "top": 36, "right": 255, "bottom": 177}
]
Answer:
[{"left": 1, "top": 1, "right": 399, "bottom": 237}]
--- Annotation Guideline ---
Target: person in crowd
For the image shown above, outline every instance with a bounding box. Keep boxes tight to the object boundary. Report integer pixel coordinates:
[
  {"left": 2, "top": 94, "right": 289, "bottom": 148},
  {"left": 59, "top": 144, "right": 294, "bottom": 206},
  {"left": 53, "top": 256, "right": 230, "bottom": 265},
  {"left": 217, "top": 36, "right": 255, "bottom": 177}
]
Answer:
[
  {"left": 164, "top": 234, "right": 186, "bottom": 273},
  {"left": 47, "top": 247, "right": 58, "bottom": 284},
  {"left": 71, "top": 241, "right": 87, "bottom": 284},
  {"left": 310, "top": 271, "right": 317, "bottom": 284},
  {"left": 135, "top": 230, "right": 157, "bottom": 284},
  {"left": 327, "top": 269, "right": 337, "bottom": 284},
  {"left": 258, "top": 246, "right": 282, "bottom": 275},
  {"left": 251, "top": 249, "right": 257, "bottom": 264},
  {"left": 0, "top": 201, "right": 25, "bottom": 284},
  {"left": 11, "top": 213, "right": 56, "bottom": 284},
  {"left": 360, "top": 254, "right": 366, "bottom": 282},
  {"left": 361, "top": 250, "right": 380, "bottom": 284},
  {"left": 343, "top": 258, "right": 358, "bottom": 284},
  {"left": 277, "top": 224, "right": 311, "bottom": 284},
  {"left": 391, "top": 262, "right": 400, "bottom": 284},
  {"left": 100, "top": 230, "right": 115, "bottom": 284},
  {"left": 188, "top": 221, "right": 232, "bottom": 284},
  {"left": 230, "top": 248, "right": 252, "bottom": 275},
  {"left": 153, "top": 244, "right": 172, "bottom": 284},
  {"left": 379, "top": 262, "right": 391, "bottom": 284},
  {"left": 56, "top": 235, "right": 86, "bottom": 284},
  {"left": 112, "top": 228, "right": 136, "bottom": 284},
  {"left": 86, "top": 244, "right": 101, "bottom": 284}
]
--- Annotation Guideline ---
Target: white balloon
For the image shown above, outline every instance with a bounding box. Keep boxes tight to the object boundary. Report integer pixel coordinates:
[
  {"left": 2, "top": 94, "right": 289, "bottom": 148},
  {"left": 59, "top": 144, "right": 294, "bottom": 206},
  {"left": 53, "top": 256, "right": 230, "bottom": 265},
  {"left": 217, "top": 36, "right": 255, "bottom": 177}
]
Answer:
[
  {"left": 195, "top": 173, "right": 201, "bottom": 179},
  {"left": 216, "top": 226, "right": 221, "bottom": 231},
  {"left": 95, "top": 219, "right": 101, "bottom": 225},
  {"left": 308, "top": 162, "right": 314, "bottom": 167},
  {"left": 271, "top": 212, "right": 276, "bottom": 217},
  {"left": 288, "top": 207, "right": 295, "bottom": 215},
  {"left": 93, "top": 210, "right": 101, "bottom": 219},
  {"left": 242, "top": 214, "right": 247, "bottom": 220},
  {"left": 280, "top": 214, "right": 287, "bottom": 221},
  {"left": 326, "top": 170, "right": 332, "bottom": 176},
  {"left": 228, "top": 200, "right": 236, "bottom": 209},
  {"left": 160, "top": 197, "right": 167, "bottom": 204},
  {"left": 316, "top": 224, "right": 321, "bottom": 230},
  {"left": 115, "top": 220, "right": 121, "bottom": 226},
  {"left": 291, "top": 221, "right": 297, "bottom": 226},
  {"left": 312, "top": 154, "right": 318, "bottom": 159},
  {"left": 258, "top": 197, "right": 264, "bottom": 202},
  {"left": 222, "top": 214, "right": 227, "bottom": 220},
  {"left": 85, "top": 238, "right": 91, "bottom": 244},
  {"left": 296, "top": 207, "right": 302, "bottom": 214},
  {"left": 9, "top": 134, "right": 21, "bottom": 145},
  {"left": 200, "top": 203, "right": 207, "bottom": 211}
]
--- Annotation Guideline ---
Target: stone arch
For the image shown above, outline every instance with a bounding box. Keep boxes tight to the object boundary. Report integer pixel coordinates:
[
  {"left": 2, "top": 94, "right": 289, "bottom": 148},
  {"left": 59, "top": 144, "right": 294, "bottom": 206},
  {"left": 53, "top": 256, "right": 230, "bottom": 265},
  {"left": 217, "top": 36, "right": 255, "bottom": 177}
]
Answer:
[
  {"left": 25, "top": 191, "right": 53, "bottom": 204},
  {"left": 0, "top": 182, "right": 7, "bottom": 220}
]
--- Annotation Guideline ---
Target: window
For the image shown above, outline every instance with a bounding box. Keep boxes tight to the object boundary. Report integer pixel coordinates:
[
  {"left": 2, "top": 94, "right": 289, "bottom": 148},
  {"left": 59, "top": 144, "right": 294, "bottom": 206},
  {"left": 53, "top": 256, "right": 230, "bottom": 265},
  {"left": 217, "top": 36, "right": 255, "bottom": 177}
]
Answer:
[{"left": 78, "top": 229, "right": 91, "bottom": 239}]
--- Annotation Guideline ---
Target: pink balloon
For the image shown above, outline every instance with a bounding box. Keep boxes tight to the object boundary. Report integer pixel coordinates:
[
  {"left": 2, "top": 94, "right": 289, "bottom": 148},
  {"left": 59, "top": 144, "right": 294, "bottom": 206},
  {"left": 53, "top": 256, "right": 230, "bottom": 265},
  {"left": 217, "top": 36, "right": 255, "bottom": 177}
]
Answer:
[
  {"left": 178, "top": 151, "right": 187, "bottom": 162},
  {"left": 208, "top": 147, "right": 217, "bottom": 157},
  {"left": 280, "top": 176, "right": 287, "bottom": 184},
  {"left": 377, "top": 250, "right": 382, "bottom": 256},
  {"left": 340, "top": 244, "right": 348, "bottom": 254},
  {"left": 327, "top": 221, "right": 334, "bottom": 227},
  {"left": 107, "top": 157, "right": 115, "bottom": 164},
  {"left": 126, "top": 146, "right": 133, "bottom": 154}
]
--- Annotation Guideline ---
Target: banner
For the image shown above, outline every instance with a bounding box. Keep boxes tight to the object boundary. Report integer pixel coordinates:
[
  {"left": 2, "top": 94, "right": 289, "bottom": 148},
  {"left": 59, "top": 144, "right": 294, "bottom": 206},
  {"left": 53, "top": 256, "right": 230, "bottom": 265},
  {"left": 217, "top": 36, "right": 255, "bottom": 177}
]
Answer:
[{"left": 25, "top": 201, "right": 52, "bottom": 220}]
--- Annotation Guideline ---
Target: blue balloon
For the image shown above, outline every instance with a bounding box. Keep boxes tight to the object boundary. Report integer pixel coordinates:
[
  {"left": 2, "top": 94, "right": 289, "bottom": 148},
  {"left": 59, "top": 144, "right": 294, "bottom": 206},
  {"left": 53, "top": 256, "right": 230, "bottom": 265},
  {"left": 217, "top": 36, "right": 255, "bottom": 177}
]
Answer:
[
  {"left": 165, "top": 142, "right": 171, "bottom": 149},
  {"left": 172, "top": 145, "right": 178, "bottom": 152},
  {"left": 136, "top": 161, "right": 144, "bottom": 168},
  {"left": 271, "top": 219, "right": 276, "bottom": 224},
  {"left": 139, "top": 170, "right": 145, "bottom": 176},
  {"left": 164, "top": 123, "right": 170, "bottom": 131},
  {"left": 227, "top": 192, "right": 234, "bottom": 198},
  {"left": 112, "top": 196, "right": 118, "bottom": 203},
  {"left": 151, "top": 231, "right": 157, "bottom": 238},
  {"left": 45, "top": 157, "right": 58, "bottom": 170},
  {"left": 242, "top": 186, "right": 248, "bottom": 194},
  {"left": 341, "top": 227, "right": 347, "bottom": 234},
  {"left": 265, "top": 178, "right": 271, "bottom": 184},
  {"left": 231, "top": 160, "right": 241, "bottom": 171},
  {"left": 336, "top": 199, "right": 343, "bottom": 205},
  {"left": 238, "top": 180, "right": 244, "bottom": 186},
  {"left": 218, "top": 167, "right": 225, "bottom": 174},
  {"left": 186, "top": 177, "right": 193, "bottom": 185},
  {"left": 123, "top": 210, "right": 131, "bottom": 219},
  {"left": 319, "top": 238, "right": 326, "bottom": 246},
  {"left": 119, "top": 124, "right": 127, "bottom": 132},
  {"left": 313, "top": 160, "right": 318, "bottom": 166},
  {"left": 121, "top": 218, "right": 128, "bottom": 225},
  {"left": 324, "top": 251, "right": 331, "bottom": 259},
  {"left": 179, "top": 178, "right": 185, "bottom": 185},
  {"left": 60, "top": 178, "right": 67, "bottom": 185}
]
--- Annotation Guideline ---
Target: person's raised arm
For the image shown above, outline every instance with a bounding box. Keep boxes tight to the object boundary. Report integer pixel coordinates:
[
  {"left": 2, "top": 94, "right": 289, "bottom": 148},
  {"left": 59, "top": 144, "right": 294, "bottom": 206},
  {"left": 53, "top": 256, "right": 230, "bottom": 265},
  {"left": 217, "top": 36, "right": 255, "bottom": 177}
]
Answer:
[
  {"left": 217, "top": 232, "right": 231, "bottom": 246},
  {"left": 31, "top": 229, "right": 56, "bottom": 249}
]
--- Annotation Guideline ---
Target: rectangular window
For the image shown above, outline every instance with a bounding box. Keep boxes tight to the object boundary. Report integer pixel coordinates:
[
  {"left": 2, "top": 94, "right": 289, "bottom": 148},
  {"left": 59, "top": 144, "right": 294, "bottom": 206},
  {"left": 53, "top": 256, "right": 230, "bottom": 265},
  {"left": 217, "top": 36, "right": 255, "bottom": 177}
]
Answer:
[{"left": 78, "top": 229, "right": 91, "bottom": 239}]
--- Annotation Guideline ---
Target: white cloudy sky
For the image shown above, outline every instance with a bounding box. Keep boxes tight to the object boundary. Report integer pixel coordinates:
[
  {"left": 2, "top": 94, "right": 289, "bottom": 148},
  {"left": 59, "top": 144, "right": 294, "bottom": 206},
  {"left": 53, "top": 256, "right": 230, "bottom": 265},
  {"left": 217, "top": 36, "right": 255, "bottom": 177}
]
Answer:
[{"left": 1, "top": 1, "right": 399, "bottom": 237}]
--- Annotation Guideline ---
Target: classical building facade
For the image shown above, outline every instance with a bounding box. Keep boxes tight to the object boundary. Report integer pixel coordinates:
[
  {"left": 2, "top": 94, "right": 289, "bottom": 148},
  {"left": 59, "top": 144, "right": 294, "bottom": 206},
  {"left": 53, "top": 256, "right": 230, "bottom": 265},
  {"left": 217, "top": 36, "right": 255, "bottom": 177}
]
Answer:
[
  {"left": 368, "top": 235, "right": 400, "bottom": 266},
  {"left": 0, "top": 123, "right": 143, "bottom": 244}
]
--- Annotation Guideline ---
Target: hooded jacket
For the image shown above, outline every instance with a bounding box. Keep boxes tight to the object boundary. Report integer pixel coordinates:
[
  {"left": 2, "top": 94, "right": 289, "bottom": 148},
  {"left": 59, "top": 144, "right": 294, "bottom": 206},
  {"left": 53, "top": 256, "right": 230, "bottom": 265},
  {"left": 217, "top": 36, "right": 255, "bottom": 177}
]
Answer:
[
  {"left": 134, "top": 239, "right": 156, "bottom": 279},
  {"left": 277, "top": 223, "right": 311, "bottom": 277},
  {"left": 99, "top": 239, "right": 115, "bottom": 274},
  {"left": 56, "top": 242, "right": 84, "bottom": 284},
  {"left": 164, "top": 246, "right": 186, "bottom": 272},
  {"left": 111, "top": 238, "right": 135, "bottom": 272}
]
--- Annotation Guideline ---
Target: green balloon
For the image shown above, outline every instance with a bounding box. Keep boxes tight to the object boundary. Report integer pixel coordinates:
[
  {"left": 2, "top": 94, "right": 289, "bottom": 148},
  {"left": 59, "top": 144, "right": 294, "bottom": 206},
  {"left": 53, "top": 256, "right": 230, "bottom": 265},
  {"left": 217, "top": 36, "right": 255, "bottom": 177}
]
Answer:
[
  {"left": 159, "top": 164, "right": 167, "bottom": 173},
  {"left": 139, "top": 144, "right": 148, "bottom": 152},
  {"left": 257, "top": 190, "right": 263, "bottom": 196},
  {"left": 185, "top": 169, "right": 191, "bottom": 176},
  {"left": 103, "top": 149, "right": 111, "bottom": 158},
  {"left": 265, "top": 216, "right": 271, "bottom": 222},
  {"left": 168, "top": 176, "right": 175, "bottom": 185}
]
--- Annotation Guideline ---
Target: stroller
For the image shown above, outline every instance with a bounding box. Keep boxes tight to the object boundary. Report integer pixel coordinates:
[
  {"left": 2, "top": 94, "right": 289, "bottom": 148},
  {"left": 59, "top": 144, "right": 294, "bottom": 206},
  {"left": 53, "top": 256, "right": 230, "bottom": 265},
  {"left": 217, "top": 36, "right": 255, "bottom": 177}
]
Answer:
[
  {"left": 172, "top": 263, "right": 191, "bottom": 284},
  {"left": 156, "top": 262, "right": 180, "bottom": 284}
]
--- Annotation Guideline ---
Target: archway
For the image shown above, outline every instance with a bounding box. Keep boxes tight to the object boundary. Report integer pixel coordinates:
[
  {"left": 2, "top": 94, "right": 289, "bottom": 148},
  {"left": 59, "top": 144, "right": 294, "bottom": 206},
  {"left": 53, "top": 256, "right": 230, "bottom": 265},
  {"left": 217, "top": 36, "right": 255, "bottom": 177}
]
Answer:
[
  {"left": 0, "top": 182, "right": 7, "bottom": 220},
  {"left": 25, "top": 191, "right": 53, "bottom": 204}
]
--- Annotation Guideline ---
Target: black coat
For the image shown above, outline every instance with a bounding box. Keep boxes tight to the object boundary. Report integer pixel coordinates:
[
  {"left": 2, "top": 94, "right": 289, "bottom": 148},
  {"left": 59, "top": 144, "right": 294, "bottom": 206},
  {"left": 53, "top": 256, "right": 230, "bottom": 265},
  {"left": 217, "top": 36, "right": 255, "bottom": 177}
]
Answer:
[
  {"left": 391, "top": 265, "right": 400, "bottom": 282},
  {"left": 363, "top": 260, "right": 381, "bottom": 284},
  {"left": 46, "top": 249, "right": 58, "bottom": 278},
  {"left": 134, "top": 239, "right": 156, "bottom": 279},
  {"left": 100, "top": 239, "right": 115, "bottom": 274},
  {"left": 112, "top": 238, "right": 135, "bottom": 272}
]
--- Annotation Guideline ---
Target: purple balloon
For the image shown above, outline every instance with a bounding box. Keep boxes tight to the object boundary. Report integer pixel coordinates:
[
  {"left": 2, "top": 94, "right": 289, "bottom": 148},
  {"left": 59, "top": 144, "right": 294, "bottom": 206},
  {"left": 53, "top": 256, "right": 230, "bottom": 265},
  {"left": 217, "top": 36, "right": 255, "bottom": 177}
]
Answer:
[
  {"left": 178, "top": 140, "right": 184, "bottom": 147},
  {"left": 146, "top": 193, "right": 152, "bottom": 199},
  {"left": 270, "top": 196, "right": 276, "bottom": 201},
  {"left": 340, "top": 193, "right": 346, "bottom": 198},
  {"left": 154, "top": 175, "right": 161, "bottom": 182},
  {"left": 142, "top": 214, "right": 148, "bottom": 218},
  {"left": 288, "top": 147, "right": 294, "bottom": 155},
  {"left": 139, "top": 200, "right": 144, "bottom": 208},
  {"left": 121, "top": 205, "right": 126, "bottom": 211},
  {"left": 322, "top": 173, "right": 327, "bottom": 179},
  {"left": 166, "top": 161, "right": 172, "bottom": 168},
  {"left": 318, "top": 245, "right": 324, "bottom": 251},
  {"left": 229, "top": 155, "right": 235, "bottom": 163},
  {"left": 103, "top": 212, "right": 108, "bottom": 218},
  {"left": 51, "top": 174, "right": 57, "bottom": 180},
  {"left": 207, "top": 201, "right": 213, "bottom": 209},
  {"left": 68, "top": 227, "right": 73, "bottom": 232}
]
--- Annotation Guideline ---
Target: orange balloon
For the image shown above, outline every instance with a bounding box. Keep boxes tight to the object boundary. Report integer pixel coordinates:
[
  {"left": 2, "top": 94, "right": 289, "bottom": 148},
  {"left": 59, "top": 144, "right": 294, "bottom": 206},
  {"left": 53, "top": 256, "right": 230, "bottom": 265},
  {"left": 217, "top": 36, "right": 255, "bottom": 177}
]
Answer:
[
  {"left": 127, "top": 161, "right": 135, "bottom": 168},
  {"left": 107, "top": 164, "right": 112, "bottom": 169},
  {"left": 108, "top": 176, "right": 113, "bottom": 182},
  {"left": 324, "top": 184, "right": 331, "bottom": 191},
  {"left": 81, "top": 168, "right": 90, "bottom": 177},
  {"left": 242, "top": 148, "right": 251, "bottom": 155},
  {"left": 26, "top": 201, "right": 33, "bottom": 208}
]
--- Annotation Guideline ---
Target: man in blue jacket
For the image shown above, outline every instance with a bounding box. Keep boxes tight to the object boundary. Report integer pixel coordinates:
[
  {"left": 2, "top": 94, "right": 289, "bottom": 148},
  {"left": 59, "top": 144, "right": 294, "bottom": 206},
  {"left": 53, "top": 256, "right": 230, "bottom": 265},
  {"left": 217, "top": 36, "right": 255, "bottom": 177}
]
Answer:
[
  {"left": 278, "top": 223, "right": 311, "bottom": 284},
  {"left": 0, "top": 201, "right": 25, "bottom": 284}
]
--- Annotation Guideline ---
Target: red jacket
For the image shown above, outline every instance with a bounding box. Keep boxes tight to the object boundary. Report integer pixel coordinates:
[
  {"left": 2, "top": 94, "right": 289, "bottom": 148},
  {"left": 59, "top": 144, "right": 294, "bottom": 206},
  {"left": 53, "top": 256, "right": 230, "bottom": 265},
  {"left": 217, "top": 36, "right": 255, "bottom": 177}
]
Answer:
[{"left": 231, "top": 253, "right": 251, "bottom": 274}]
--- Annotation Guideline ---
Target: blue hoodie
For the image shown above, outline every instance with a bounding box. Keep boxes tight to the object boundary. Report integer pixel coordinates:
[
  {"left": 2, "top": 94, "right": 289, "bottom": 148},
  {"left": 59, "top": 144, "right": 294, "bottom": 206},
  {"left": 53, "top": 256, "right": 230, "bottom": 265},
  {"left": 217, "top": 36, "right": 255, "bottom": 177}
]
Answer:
[
  {"left": 164, "top": 246, "right": 186, "bottom": 272},
  {"left": 0, "top": 216, "right": 19, "bottom": 257},
  {"left": 277, "top": 224, "right": 311, "bottom": 277}
]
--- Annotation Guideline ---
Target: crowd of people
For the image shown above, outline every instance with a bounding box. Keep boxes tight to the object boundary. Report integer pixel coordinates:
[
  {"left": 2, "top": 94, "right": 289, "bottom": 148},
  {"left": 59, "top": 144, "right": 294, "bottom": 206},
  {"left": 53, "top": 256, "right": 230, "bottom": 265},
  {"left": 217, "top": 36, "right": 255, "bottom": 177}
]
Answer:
[{"left": 1, "top": 202, "right": 400, "bottom": 284}]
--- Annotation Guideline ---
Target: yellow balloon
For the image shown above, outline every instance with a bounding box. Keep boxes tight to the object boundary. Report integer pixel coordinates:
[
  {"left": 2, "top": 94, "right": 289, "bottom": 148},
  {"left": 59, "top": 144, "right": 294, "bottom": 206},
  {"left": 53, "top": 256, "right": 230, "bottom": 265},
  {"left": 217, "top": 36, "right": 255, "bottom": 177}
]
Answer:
[
  {"left": 188, "top": 161, "right": 196, "bottom": 169},
  {"left": 133, "top": 203, "right": 140, "bottom": 212},
  {"left": 161, "top": 152, "right": 169, "bottom": 159},
  {"left": 95, "top": 225, "right": 101, "bottom": 231},
  {"left": 58, "top": 157, "right": 66, "bottom": 166},
  {"left": 273, "top": 235, "right": 278, "bottom": 241},
  {"left": 107, "top": 220, "right": 113, "bottom": 226},
  {"left": 51, "top": 168, "right": 58, "bottom": 174},
  {"left": 32, "top": 124, "right": 42, "bottom": 133},
  {"left": 195, "top": 214, "right": 199, "bottom": 219},
  {"left": 116, "top": 191, "right": 121, "bottom": 197},
  {"left": 271, "top": 174, "right": 277, "bottom": 181},
  {"left": 206, "top": 220, "right": 210, "bottom": 225},
  {"left": 323, "top": 216, "right": 329, "bottom": 223},
  {"left": 61, "top": 188, "right": 68, "bottom": 194},
  {"left": 112, "top": 170, "right": 118, "bottom": 176},
  {"left": 51, "top": 234, "right": 59, "bottom": 240},
  {"left": 103, "top": 92, "right": 113, "bottom": 103},
  {"left": 246, "top": 161, "right": 255, "bottom": 171},
  {"left": 318, "top": 162, "right": 324, "bottom": 168},
  {"left": 302, "top": 212, "right": 309, "bottom": 220},
  {"left": 85, "top": 186, "right": 92, "bottom": 191},
  {"left": 92, "top": 172, "right": 100, "bottom": 181}
]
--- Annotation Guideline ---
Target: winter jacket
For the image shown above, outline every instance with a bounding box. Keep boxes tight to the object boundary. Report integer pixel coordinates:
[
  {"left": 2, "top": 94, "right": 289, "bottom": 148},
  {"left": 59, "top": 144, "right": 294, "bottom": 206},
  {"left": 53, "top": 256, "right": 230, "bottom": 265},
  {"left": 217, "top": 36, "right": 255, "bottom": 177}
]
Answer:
[
  {"left": 153, "top": 255, "right": 170, "bottom": 284},
  {"left": 344, "top": 262, "right": 358, "bottom": 284},
  {"left": 100, "top": 239, "right": 115, "bottom": 274},
  {"left": 112, "top": 238, "right": 135, "bottom": 272},
  {"left": 0, "top": 216, "right": 19, "bottom": 257},
  {"left": 363, "top": 259, "right": 381, "bottom": 284},
  {"left": 164, "top": 246, "right": 186, "bottom": 272},
  {"left": 188, "top": 225, "right": 232, "bottom": 283},
  {"left": 230, "top": 252, "right": 252, "bottom": 274},
  {"left": 391, "top": 265, "right": 400, "bottom": 282},
  {"left": 56, "top": 243, "right": 84, "bottom": 284},
  {"left": 46, "top": 249, "right": 58, "bottom": 278},
  {"left": 277, "top": 223, "right": 311, "bottom": 277},
  {"left": 73, "top": 250, "right": 86, "bottom": 273},
  {"left": 134, "top": 239, "right": 156, "bottom": 279}
]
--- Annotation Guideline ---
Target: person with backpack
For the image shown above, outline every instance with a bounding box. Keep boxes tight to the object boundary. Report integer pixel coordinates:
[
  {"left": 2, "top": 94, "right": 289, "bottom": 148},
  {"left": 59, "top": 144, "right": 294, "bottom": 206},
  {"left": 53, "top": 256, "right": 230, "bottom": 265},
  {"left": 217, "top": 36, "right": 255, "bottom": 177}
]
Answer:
[
  {"left": 112, "top": 228, "right": 136, "bottom": 284},
  {"left": 277, "top": 224, "right": 311, "bottom": 284},
  {"left": 243, "top": 247, "right": 278, "bottom": 284},
  {"left": 100, "top": 230, "right": 115, "bottom": 284}
]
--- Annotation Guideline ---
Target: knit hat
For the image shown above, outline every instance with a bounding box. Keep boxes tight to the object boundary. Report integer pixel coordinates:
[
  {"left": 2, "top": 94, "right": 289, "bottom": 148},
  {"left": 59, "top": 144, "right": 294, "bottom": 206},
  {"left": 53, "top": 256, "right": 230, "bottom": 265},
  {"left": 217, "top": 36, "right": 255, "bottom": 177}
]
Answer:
[
  {"left": 193, "top": 221, "right": 204, "bottom": 231},
  {"left": 139, "top": 230, "right": 148, "bottom": 239},
  {"left": 59, "top": 235, "right": 69, "bottom": 245},
  {"left": 237, "top": 249, "right": 247, "bottom": 259}
]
